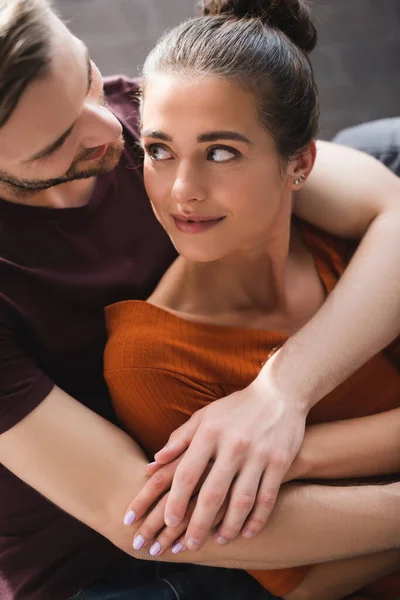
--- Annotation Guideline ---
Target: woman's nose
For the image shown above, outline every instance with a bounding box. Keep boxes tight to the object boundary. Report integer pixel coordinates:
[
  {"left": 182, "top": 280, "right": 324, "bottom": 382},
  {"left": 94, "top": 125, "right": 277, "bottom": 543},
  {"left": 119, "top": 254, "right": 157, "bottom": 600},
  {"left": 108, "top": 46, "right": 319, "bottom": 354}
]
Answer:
[{"left": 172, "top": 169, "right": 207, "bottom": 205}]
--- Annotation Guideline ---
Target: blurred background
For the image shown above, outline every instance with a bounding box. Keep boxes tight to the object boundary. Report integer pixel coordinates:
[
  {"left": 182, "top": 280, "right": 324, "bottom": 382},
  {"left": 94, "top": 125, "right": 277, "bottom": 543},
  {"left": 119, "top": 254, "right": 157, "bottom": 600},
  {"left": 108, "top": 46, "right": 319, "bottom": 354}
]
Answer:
[{"left": 54, "top": 0, "right": 399, "bottom": 139}]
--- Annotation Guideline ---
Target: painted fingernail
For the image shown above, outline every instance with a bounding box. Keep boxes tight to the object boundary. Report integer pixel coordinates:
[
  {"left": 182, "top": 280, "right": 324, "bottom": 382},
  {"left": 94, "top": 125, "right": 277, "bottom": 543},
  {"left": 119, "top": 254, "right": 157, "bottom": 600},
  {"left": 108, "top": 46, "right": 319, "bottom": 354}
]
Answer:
[
  {"left": 186, "top": 537, "right": 201, "bottom": 550},
  {"left": 242, "top": 530, "right": 255, "bottom": 539},
  {"left": 215, "top": 536, "right": 229, "bottom": 546},
  {"left": 165, "top": 514, "right": 180, "bottom": 528},
  {"left": 149, "top": 542, "right": 162, "bottom": 556},
  {"left": 123, "top": 510, "right": 136, "bottom": 526},
  {"left": 172, "top": 542, "right": 185, "bottom": 554},
  {"left": 133, "top": 535, "right": 145, "bottom": 550}
]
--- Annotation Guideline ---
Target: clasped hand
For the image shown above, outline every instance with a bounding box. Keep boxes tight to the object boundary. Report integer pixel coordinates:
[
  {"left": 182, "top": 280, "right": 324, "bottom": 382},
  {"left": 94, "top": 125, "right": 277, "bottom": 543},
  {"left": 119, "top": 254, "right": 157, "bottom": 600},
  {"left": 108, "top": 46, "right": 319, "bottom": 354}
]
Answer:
[{"left": 125, "top": 372, "right": 307, "bottom": 556}]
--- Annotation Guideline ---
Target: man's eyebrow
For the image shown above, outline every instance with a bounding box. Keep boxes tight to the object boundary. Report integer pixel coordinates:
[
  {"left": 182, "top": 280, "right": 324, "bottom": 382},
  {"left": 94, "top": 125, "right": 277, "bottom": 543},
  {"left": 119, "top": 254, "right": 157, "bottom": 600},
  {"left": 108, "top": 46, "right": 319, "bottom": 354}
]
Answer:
[
  {"left": 27, "top": 123, "right": 76, "bottom": 162},
  {"left": 140, "top": 130, "right": 252, "bottom": 144},
  {"left": 26, "top": 46, "right": 93, "bottom": 162},
  {"left": 85, "top": 46, "right": 93, "bottom": 95}
]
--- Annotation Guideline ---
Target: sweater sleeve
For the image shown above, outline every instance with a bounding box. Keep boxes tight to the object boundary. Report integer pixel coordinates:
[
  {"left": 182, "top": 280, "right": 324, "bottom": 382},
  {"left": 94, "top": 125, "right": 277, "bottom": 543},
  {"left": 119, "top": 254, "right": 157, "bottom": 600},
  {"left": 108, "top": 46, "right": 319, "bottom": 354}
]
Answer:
[{"left": 0, "top": 319, "right": 54, "bottom": 435}]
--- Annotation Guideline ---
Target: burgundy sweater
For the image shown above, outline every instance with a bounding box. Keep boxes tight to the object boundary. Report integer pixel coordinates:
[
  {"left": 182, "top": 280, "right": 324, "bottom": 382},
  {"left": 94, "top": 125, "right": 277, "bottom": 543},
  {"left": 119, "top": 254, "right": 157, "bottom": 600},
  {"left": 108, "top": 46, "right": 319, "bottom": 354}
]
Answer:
[{"left": 0, "top": 76, "right": 176, "bottom": 600}]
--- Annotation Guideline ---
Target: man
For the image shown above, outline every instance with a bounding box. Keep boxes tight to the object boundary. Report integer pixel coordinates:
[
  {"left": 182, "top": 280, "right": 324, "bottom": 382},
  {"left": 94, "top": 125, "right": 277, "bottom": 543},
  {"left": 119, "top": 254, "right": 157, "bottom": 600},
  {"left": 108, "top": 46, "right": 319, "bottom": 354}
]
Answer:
[{"left": 0, "top": 2, "right": 399, "bottom": 600}]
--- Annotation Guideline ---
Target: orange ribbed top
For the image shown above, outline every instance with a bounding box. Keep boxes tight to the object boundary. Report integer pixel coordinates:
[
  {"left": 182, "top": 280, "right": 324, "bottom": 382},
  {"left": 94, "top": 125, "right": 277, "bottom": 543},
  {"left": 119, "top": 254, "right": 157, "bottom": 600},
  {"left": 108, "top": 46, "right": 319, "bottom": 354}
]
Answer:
[{"left": 104, "top": 224, "right": 399, "bottom": 598}]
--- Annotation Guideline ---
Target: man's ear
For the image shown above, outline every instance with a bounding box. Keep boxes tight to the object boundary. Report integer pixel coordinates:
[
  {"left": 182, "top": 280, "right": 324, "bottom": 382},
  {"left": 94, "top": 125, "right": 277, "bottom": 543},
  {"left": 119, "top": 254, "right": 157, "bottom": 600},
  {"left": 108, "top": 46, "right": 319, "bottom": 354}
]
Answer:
[{"left": 286, "top": 140, "right": 317, "bottom": 191}]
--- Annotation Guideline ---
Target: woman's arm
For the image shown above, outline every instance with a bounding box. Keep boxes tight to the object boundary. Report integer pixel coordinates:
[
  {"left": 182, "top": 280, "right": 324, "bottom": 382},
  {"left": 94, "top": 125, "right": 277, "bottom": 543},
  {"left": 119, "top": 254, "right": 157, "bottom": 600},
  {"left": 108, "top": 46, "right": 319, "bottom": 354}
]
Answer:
[
  {"left": 138, "top": 482, "right": 400, "bottom": 570},
  {"left": 1, "top": 386, "right": 399, "bottom": 570},
  {"left": 287, "top": 408, "right": 400, "bottom": 481}
]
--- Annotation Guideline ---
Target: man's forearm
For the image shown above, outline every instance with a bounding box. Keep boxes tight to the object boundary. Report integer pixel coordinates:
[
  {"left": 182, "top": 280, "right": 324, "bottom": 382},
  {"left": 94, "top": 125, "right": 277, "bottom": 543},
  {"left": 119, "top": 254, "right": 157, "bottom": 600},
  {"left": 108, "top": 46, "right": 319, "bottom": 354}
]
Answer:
[
  {"left": 289, "top": 140, "right": 400, "bottom": 412},
  {"left": 125, "top": 483, "right": 400, "bottom": 570},
  {"left": 3, "top": 389, "right": 398, "bottom": 573},
  {"left": 0, "top": 386, "right": 150, "bottom": 538}
]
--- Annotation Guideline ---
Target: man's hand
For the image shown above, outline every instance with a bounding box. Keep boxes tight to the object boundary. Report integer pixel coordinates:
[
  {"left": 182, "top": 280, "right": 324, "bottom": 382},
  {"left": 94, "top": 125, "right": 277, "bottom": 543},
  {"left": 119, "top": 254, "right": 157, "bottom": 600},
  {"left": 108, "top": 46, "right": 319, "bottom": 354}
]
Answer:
[{"left": 128, "top": 368, "right": 307, "bottom": 551}]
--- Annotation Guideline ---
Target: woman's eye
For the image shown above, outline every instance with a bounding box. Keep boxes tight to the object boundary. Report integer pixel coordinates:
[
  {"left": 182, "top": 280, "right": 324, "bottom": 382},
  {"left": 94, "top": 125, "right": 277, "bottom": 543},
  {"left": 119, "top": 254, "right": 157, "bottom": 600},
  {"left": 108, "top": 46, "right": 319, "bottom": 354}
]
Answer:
[
  {"left": 145, "top": 144, "right": 173, "bottom": 161},
  {"left": 207, "top": 147, "right": 239, "bottom": 163}
]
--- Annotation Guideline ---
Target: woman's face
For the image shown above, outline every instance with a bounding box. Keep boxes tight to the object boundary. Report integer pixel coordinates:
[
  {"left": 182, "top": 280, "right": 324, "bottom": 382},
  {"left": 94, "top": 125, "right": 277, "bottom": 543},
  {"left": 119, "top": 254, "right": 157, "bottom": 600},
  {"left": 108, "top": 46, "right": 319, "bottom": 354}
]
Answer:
[{"left": 141, "top": 74, "right": 298, "bottom": 262}]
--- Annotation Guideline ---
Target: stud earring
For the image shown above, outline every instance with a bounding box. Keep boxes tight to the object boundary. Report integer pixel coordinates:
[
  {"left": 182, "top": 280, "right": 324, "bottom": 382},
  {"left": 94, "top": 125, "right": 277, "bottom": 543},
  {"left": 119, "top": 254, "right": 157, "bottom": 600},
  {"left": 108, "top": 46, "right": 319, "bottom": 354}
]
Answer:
[{"left": 294, "top": 174, "right": 305, "bottom": 185}]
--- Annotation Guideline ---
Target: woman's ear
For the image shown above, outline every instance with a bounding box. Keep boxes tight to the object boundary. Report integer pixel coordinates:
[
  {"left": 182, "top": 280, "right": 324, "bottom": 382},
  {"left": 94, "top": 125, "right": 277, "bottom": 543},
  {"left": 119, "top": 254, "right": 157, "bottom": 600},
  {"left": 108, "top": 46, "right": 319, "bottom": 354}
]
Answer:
[{"left": 286, "top": 140, "right": 317, "bottom": 191}]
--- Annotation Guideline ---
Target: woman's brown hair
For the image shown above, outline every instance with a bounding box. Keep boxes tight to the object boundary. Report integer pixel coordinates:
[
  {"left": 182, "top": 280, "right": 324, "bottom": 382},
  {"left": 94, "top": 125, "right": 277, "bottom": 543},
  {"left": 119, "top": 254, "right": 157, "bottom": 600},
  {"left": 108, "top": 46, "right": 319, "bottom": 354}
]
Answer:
[{"left": 142, "top": 0, "right": 319, "bottom": 160}]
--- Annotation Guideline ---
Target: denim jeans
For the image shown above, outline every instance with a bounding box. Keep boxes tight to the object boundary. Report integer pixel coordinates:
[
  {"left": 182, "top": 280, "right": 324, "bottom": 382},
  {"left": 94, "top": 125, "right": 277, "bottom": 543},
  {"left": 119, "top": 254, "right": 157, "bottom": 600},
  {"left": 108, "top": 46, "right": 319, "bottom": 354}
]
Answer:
[{"left": 68, "top": 556, "right": 281, "bottom": 600}]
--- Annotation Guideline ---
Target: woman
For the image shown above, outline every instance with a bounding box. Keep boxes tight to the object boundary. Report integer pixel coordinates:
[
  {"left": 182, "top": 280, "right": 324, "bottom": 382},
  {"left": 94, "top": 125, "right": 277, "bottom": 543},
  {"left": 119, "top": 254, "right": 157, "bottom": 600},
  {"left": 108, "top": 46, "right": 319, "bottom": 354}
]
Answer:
[{"left": 105, "top": 1, "right": 400, "bottom": 598}]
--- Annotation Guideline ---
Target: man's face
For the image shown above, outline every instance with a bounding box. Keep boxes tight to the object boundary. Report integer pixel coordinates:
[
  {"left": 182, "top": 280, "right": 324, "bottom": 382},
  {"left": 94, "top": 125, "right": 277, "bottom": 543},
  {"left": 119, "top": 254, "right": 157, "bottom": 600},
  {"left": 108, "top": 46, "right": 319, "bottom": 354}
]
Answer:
[{"left": 0, "top": 13, "right": 124, "bottom": 196}]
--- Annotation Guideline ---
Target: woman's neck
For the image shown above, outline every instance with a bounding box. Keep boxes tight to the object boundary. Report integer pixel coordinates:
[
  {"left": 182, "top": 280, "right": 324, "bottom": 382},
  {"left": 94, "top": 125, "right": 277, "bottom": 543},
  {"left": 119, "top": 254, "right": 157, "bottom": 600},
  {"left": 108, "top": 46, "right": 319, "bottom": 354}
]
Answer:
[
  {"left": 151, "top": 207, "right": 314, "bottom": 319},
  {"left": 149, "top": 211, "right": 326, "bottom": 334},
  {"left": 181, "top": 226, "right": 292, "bottom": 317}
]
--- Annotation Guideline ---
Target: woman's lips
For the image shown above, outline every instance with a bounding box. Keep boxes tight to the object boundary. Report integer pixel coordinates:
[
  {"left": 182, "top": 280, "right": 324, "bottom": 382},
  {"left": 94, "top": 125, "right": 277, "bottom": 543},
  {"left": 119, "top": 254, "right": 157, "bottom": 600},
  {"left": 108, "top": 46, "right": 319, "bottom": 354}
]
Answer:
[
  {"left": 172, "top": 215, "right": 225, "bottom": 234},
  {"left": 82, "top": 144, "right": 109, "bottom": 161}
]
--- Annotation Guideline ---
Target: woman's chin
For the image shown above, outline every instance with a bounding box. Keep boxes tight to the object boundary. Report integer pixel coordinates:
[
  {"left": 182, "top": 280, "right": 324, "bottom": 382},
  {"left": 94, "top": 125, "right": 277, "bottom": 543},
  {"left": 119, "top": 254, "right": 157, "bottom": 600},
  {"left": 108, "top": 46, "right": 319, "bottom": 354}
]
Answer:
[{"left": 172, "top": 241, "right": 225, "bottom": 263}]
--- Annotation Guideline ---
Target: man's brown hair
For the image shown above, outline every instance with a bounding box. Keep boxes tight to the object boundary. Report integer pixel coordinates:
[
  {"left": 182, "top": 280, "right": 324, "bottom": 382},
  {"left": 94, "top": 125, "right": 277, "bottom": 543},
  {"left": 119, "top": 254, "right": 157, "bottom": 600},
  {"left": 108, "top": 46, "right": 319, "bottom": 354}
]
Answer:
[{"left": 0, "top": 0, "right": 53, "bottom": 128}]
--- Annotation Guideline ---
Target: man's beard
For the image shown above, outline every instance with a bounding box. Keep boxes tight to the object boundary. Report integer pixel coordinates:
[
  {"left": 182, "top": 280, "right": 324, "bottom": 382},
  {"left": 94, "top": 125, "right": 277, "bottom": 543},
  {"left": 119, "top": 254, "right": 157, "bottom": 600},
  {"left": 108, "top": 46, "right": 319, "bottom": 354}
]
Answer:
[{"left": 0, "top": 135, "right": 124, "bottom": 196}]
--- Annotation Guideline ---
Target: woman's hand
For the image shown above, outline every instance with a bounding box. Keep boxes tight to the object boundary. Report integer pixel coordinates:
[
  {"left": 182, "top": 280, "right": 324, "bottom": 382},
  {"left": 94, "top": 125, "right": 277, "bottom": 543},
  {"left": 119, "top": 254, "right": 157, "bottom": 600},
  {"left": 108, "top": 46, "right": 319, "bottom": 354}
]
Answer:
[
  {"left": 150, "top": 369, "right": 307, "bottom": 550},
  {"left": 130, "top": 492, "right": 227, "bottom": 557},
  {"left": 125, "top": 457, "right": 225, "bottom": 557},
  {"left": 131, "top": 490, "right": 192, "bottom": 557}
]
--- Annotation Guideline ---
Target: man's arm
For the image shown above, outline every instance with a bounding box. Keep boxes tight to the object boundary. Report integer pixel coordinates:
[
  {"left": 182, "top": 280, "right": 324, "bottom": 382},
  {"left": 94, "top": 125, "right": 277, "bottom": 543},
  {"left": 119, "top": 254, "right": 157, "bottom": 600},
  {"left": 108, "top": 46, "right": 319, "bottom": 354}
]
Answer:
[
  {"left": 296, "top": 140, "right": 400, "bottom": 238},
  {"left": 1, "top": 385, "right": 399, "bottom": 570},
  {"left": 281, "top": 140, "right": 400, "bottom": 405},
  {"left": 0, "top": 386, "right": 149, "bottom": 539}
]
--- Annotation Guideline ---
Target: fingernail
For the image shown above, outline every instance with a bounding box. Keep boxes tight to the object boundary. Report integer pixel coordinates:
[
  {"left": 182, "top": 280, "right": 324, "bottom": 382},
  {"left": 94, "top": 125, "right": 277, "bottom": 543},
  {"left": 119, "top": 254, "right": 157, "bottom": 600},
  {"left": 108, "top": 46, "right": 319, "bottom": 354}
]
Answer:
[
  {"left": 172, "top": 542, "right": 185, "bottom": 554},
  {"left": 186, "top": 537, "right": 201, "bottom": 550},
  {"left": 146, "top": 461, "right": 157, "bottom": 468},
  {"left": 215, "top": 536, "right": 229, "bottom": 546},
  {"left": 242, "top": 530, "right": 255, "bottom": 539},
  {"left": 123, "top": 510, "right": 136, "bottom": 526},
  {"left": 149, "top": 542, "right": 162, "bottom": 556},
  {"left": 165, "top": 514, "right": 180, "bottom": 528},
  {"left": 133, "top": 535, "right": 145, "bottom": 550}
]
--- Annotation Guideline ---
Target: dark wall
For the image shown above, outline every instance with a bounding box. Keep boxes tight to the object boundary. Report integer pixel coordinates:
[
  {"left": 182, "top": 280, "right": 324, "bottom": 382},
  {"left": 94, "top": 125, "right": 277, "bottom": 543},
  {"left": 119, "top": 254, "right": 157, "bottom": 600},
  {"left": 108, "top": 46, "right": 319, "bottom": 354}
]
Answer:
[{"left": 55, "top": 0, "right": 400, "bottom": 139}]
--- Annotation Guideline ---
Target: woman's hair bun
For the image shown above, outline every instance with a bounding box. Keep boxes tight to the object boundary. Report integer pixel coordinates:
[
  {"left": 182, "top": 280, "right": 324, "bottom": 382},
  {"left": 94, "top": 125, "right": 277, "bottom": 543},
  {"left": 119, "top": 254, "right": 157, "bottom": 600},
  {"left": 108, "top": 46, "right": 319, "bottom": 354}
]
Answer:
[{"left": 200, "top": 0, "right": 317, "bottom": 53}]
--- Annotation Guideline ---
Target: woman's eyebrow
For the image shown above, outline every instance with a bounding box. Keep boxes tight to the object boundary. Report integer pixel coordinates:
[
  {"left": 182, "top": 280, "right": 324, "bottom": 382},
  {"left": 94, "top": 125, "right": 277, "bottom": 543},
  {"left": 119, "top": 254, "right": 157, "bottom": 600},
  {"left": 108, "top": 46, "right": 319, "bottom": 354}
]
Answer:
[
  {"left": 141, "top": 130, "right": 171, "bottom": 141},
  {"left": 198, "top": 131, "right": 252, "bottom": 144},
  {"left": 140, "top": 130, "right": 252, "bottom": 144}
]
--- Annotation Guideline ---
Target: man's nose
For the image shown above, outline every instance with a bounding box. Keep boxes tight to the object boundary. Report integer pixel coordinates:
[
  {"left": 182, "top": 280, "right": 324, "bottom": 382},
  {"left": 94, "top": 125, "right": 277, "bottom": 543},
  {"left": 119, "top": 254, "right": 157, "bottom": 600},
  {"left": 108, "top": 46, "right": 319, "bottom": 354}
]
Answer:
[{"left": 80, "top": 103, "right": 123, "bottom": 149}]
